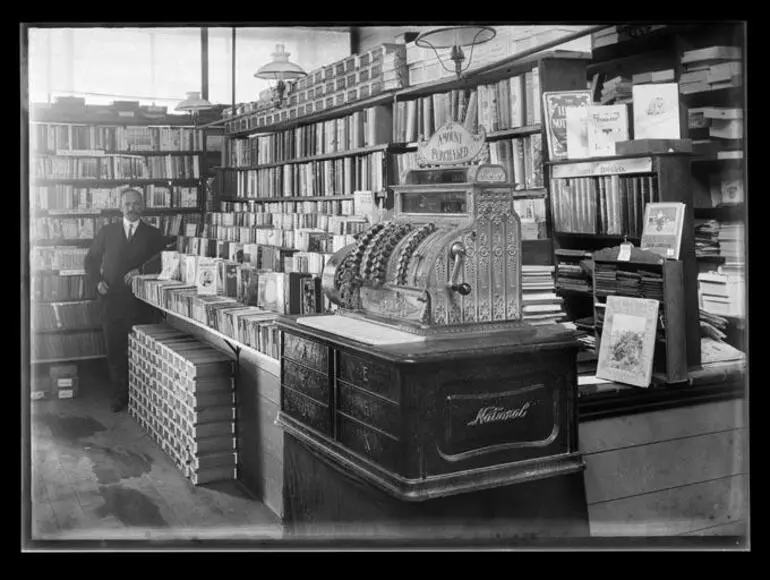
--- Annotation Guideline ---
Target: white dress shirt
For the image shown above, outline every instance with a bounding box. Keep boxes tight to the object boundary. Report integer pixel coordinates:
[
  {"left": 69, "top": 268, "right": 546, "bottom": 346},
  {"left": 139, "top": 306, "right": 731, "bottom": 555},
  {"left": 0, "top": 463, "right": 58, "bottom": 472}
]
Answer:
[{"left": 123, "top": 217, "right": 140, "bottom": 241}]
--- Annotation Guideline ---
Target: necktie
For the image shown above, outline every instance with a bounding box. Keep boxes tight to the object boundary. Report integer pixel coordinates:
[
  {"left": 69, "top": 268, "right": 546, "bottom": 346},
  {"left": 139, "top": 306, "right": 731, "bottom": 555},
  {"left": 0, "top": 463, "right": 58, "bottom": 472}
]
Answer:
[{"left": 127, "top": 223, "right": 134, "bottom": 242}]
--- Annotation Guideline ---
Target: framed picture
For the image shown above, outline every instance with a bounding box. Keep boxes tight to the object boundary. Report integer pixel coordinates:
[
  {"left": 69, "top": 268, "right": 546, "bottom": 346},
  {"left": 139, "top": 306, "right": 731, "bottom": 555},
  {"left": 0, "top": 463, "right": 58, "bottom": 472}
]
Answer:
[
  {"left": 597, "top": 296, "right": 660, "bottom": 388},
  {"left": 542, "top": 90, "right": 593, "bottom": 160},
  {"left": 640, "top": 202, "right": 686, "bottom": 259}
]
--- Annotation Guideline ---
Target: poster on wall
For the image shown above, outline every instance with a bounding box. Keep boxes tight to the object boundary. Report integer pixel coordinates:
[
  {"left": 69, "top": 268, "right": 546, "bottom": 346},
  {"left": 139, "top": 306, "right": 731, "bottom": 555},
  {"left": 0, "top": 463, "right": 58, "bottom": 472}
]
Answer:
[{"left": 542, "top": 90, "right": 593, "bottom": 160}]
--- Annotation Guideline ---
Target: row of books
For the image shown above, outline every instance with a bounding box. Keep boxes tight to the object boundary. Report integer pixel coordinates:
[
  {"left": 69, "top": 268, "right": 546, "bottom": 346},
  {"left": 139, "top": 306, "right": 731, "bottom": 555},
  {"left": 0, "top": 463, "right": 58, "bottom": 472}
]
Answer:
[
  {"left": 219, "top": 152, "right": 385, "bottom": 198},
  {"left": 679, "top": 46, "right": 742, "bottom": 95},
  {"left": 32, "top": 154, "right": 201, "bottom": 180},
  {"left": 31, "top": 123, "right": 205, "bottom": 154},
  {"left": 392, "top": 69, "right": 542, "bottom": 143},
  {"left": 218, "top": 199, "right": 357, "bottom": 217},
  {"left": 31, "top": 184, "right": 199, "bottom": 212},
  {"left": 550, "top": 174, "right": 660, "bottom": 236},
  {"left": 206, "top": 210, "right": 368, "bottom": 235},
  {"left": 33, "top": 301, "right": 101, "bottom": 332},
  {"left": 488, "top": 135, "right": 544, "bottom": 190},
  {"left": 143, "top": 214, "right": 201, "bottom": 238},
  {"left": 32, "top": 329, "right": 106, "bottom": 361},
  {"left": 32, "top": 216, "right": 112, "bottom": 241},
  {"left": 202, "top": 223, "right": 360, "bottom": 252},
  {"left": 521, "top": 265, "right": 565, "bottom": 325},
  {"left": 555, "top": 249, "right": 594, "bottom": 294},
  {"left": 225, "top": 106, "right": 393, "bottom": 167},
  {"left": 31, "top": 273, "right": 96, "bottom": 302},
  {"left": 128, "top": 324, "right": 237, "bottom": 486},
  {"left": 175, "top": 234, "right": 338, "bottom": 276},
  {"left": 156, "top": 249, "right": 327, "bottom": 314},
  {"left": 31, "top": 247, "right": 89, "bottom": 273},
  {"left": 594, "top": 263, "right": 665, "bottom": 302}
]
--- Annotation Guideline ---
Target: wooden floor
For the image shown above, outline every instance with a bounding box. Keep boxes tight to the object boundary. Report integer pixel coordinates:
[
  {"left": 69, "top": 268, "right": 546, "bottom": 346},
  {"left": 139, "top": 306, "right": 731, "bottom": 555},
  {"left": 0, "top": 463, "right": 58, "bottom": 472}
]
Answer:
[{"left": 26, "top": 363, "right": 283, "bottom": 542}]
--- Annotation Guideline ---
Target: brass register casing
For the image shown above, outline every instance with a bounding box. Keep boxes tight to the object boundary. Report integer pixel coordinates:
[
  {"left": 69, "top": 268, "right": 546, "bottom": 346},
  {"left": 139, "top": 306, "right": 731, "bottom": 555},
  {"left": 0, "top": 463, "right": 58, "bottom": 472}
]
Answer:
[{"left": 323, "top": 163, "right": 534, "bottom": 336}]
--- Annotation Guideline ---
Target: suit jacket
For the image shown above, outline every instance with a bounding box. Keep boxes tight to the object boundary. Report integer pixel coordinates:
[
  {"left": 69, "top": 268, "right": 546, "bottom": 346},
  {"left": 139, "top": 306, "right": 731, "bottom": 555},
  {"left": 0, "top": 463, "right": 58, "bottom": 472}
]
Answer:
[{"left": 85, "top": 220, "right": 167, "bottom": 320}]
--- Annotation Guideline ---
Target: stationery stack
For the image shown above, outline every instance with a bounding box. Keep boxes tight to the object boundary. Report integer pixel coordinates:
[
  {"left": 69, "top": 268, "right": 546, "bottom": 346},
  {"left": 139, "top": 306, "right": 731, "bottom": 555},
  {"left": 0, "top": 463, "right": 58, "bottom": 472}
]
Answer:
[
  {"left": 679, "top": 46, "right": 742, "bottom": 95},
  {"left": 599, "top": 76, "right": 633, "bottom": 105},
  {"left": 521, "top": 265, "right": 565, "bottom": 326}
]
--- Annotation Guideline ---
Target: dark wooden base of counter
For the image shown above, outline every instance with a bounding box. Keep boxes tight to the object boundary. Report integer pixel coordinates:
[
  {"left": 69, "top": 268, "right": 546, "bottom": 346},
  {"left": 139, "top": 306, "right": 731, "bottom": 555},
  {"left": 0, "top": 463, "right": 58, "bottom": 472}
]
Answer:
[{"left": 281, "top": 434, "right": 590, "bottom": 541}]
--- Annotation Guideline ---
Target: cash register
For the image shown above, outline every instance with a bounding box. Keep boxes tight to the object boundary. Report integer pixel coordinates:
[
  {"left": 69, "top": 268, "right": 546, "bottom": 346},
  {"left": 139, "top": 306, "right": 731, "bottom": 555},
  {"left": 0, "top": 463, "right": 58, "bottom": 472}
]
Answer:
[{"left": 275, "top": 122, "right": 588, "bottom": 539}]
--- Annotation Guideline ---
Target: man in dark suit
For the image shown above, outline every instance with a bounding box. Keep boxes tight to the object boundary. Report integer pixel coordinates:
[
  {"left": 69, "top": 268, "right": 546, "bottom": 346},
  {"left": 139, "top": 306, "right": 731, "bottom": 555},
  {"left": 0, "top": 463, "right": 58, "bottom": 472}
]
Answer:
[{"left": 85, "top": 188, "right": 167, "bottom": 412}]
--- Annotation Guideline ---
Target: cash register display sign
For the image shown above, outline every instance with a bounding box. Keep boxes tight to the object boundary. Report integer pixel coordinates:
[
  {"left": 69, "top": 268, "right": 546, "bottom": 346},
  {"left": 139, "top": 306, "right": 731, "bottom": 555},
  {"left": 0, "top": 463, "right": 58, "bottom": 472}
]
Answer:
[
  {"left": 439, "top": 381, "right": 559, "bottom": 460},
  {"left": 417, "top": 121, "right": 487, "bottom": 166}
]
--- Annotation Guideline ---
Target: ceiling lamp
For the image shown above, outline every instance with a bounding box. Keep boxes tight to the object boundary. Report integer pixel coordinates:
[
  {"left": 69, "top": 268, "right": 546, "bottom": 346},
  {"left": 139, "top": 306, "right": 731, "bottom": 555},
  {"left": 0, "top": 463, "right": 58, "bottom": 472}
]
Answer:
[
  {"left": 254, "top": 44, "right": 307, "bottom": 108},
  {"left": 175, "top": 91, "right": 215, "bottom": 126},
  {"left": 415, "top": 26, "right": 497, "bottom": 78}
]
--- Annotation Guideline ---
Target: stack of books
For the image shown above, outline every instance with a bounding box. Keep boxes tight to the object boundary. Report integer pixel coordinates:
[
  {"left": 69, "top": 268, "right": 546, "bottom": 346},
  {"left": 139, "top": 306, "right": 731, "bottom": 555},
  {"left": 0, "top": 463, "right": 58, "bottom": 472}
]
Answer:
[
  {"left": 694, "top": 219, "right": 721, "bottom": 259},
  {"left": 555, "top": 249, "right": 593, "bottom": 294},
  {"left": 521, "top": 265, "right": 565, "bottom": 326},
  {"left": 631, "top": 68, "right": 676, "bottom": 85},
  {"left": 600, "top": 76, "right": 633, "bottom": 105},
  {"left": 128, "top": 324, "right": 238, "bottom": 486},
  {"left": 700, "top": 309, "right": 729, "bottom": 342},
  {"left": 562, "top": 318, "right": 596, "bottom": 352},
  {"left": 679, "top": 46, "right": 742, "bottom": 95},
  {"left": 698, "top": 270, "right": 745, "bottom": 318},
  {"left": 718, "top": 221, "right": 745, "bottom": 272}
]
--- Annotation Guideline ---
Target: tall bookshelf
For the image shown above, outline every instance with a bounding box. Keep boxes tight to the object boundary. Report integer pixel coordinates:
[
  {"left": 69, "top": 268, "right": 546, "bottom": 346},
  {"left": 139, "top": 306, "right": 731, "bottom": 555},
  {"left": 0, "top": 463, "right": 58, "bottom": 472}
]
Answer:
[
  {"left": 29, "top": 99, "right": 211, "bottom": 366},
  {"left": 210, "top": 50, "right": 591, "bottom": 298},
  {"left": 582, "top": 22, "right": 746, "bottom": 355}
]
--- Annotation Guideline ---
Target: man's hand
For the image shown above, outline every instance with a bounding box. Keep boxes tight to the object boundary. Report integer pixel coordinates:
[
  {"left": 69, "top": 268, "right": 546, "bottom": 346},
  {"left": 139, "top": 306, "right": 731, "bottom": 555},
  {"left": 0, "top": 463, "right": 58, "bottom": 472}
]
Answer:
[
  {"left": 123, "top": 268, "right": 140, "bottom": 287},
  {"left": 97, "top": 281, "right": 109, "bottom": 295}
]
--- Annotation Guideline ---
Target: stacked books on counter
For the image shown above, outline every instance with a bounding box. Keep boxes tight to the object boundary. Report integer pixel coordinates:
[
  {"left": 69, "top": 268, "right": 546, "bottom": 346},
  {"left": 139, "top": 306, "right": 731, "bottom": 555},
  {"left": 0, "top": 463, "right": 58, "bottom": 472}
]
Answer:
[
  {"left": 128, "top": 324, "right": 238, "bottom": 486},
  {"left": 521, "top": 265, "right": 565, "bottom": 326}
]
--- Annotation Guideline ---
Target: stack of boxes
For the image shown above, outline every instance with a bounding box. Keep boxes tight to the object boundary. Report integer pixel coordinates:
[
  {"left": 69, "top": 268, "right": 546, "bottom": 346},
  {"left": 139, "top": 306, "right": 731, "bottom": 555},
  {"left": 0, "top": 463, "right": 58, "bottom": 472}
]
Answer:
[
  {"left": 406, "top": 26, "right": 592, "bottom": 86},
  {"left": 223, "top": 43, "right": 408, "bottom": 134},
  {"left": 31, "top": 364, "right": 80, "bottom": 400},
  {"left": 128, "top": 323, "right": 238, "bottom": 486}
]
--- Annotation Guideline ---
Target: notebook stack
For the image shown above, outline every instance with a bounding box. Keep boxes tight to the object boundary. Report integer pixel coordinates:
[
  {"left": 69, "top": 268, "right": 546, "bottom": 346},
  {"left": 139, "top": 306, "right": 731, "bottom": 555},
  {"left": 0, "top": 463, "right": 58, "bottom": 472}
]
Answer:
[
  {"left": 521, "top": 265, "right": 565, "bottom": 326},
  {"left": 555, "top": 249, "right": 593, "bottom": 294},
  {"left": 128, "top": 323, "right": 238, "bottom": 486}
]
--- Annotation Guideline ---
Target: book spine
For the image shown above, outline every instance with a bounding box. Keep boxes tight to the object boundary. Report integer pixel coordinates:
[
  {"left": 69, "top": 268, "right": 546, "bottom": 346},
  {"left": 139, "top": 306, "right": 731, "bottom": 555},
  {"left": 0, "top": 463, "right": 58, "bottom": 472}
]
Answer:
[
  {"left": 531, "top": 67, "right": 541, "bottom": 125},
  {"left": 551, "top": 179, "right": 561, "bottom": 232},
  {"left": 512, "top": 138, "right": 525, "bottom": 189},
  {"left": 510, "top": 75, "right": 524, "bottom": 128}
]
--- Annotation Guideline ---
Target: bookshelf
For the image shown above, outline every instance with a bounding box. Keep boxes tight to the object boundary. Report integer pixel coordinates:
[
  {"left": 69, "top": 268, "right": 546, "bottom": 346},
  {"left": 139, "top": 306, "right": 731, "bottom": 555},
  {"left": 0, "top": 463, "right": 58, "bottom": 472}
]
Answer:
[
  {"left": 29, "top": 99, "right": 214, "bottom": 365},
  {"left": 547, "top": 152, "right": 701, "bottom": 369},
  {"left": 586, "top": 22, "right": 746, "bottom": 352},
  {"left": 593, "top": 246, "right": 697, "bottom": 384}
]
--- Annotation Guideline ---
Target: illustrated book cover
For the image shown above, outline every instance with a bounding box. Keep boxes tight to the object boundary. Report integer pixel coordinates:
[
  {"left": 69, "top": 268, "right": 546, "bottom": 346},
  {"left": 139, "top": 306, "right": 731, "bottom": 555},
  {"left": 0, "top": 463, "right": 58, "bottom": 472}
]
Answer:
[
  {"left": 640, "top": 202, "right": 686, "bottom": 259},
  {"left": 597, "top": 296, "right": 660, "bottom": 388},
  {"left": 542, "top": 90, "right": 593, "bottom": 160}
]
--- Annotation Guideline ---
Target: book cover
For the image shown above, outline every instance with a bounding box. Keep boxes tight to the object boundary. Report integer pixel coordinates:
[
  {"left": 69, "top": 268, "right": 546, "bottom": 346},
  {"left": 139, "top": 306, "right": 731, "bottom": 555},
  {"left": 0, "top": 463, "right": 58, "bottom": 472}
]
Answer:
[
  {"left": 641, "top": 202, "right": 686, "bottom": 259},
  {"left": 565, "top": 106, "right": 591, "bottom": 159},
  {"left": 159, "top": 251, "right": 180, "bottom": 281},
  {"left": 196, "top": 258, "right": 218, "bottom": 296},
  {"left": 586, "top": 104, "right": 630, "bottom": 157},
  {"left": 529, "top": 134, "right": 544, "bottom": 189},
  {"left": 542, "top": 90, "right": 593, "bottom": 160},
  {"left": 632, "top": 83, "right": 681, "bottom": 139},
  {"left": 184, "top": 255, "right": 199, "bottom": 286},
  {"left": 720, "top": 170, "right": 744, "bottom": 204},
  {"left": 597, "top": 296, "right": 660, "bottom": 388}
]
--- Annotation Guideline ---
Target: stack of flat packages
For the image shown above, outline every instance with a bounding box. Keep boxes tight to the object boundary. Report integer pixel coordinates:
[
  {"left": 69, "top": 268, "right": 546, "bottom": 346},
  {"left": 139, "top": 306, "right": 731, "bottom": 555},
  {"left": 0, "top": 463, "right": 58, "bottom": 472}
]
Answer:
[
  {"left": 679, "top": 46, "right": 742, "bottom": 95},
  {"left": 600, "top": 75, "right": 633, "bottom": 105},
  {"left": 694, "top": 219, "right": 721, "bottom": 259},
  {"left": 128, "top": 323, "right": 237, "bottom": 486},
  {"left": 521, "top": 265, "right": 565, "bottom": 326}
]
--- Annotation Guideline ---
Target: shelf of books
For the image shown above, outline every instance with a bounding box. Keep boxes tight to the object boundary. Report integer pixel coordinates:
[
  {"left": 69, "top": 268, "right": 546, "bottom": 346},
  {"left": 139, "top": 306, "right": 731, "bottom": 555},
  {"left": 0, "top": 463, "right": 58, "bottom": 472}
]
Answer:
[{"left": 29, "top": 98, "right": 212, "bottom": 366}]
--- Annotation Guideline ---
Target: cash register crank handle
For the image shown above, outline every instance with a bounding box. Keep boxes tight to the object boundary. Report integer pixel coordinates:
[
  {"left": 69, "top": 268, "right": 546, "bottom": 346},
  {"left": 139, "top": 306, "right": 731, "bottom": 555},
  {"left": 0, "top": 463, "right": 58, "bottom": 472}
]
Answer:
[{"left": 448, "top": 241, "right": 472, "bottom": 296}]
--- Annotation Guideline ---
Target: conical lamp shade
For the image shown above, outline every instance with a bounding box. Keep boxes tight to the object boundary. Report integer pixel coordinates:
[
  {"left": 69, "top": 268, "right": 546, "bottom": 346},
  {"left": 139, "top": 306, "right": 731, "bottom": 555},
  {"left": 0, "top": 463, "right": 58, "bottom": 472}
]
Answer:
[
  {"left": 415, "top": 26, "right": 496, "bottom": 50},
  {"left": 255, "top": 44, "right": 307, "bottom": 81},
  {"left": 176, "top": 91, "right": 215, "bottom": 112}
]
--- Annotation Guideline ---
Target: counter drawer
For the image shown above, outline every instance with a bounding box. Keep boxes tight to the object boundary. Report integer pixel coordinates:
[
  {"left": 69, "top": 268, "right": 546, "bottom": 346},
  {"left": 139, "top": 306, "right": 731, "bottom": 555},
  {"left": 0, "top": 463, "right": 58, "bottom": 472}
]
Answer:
[
  {"left": 282, "top": 358, "right": 330, "bottom": 405},
  {"left": 337, "top": 412, "right": 401, "bottom": 473},
  {"left": 282, "top": 385, "right": 331, "bottom": 436},
  {"left": 337, "top": 352, "right": 399, "bottom": 403},
  {"left": 337, "top": 380, "right": 400, "bottom": 438},
  {"left": 283, "top": 332, "right": 329, "bottom": 372}
]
